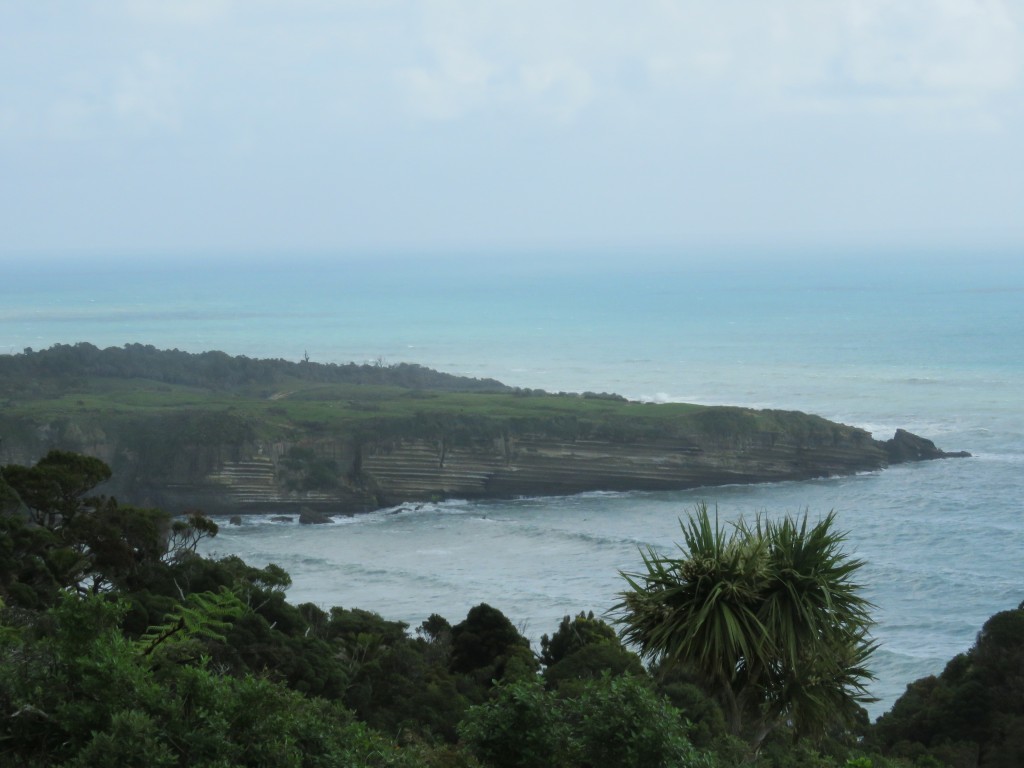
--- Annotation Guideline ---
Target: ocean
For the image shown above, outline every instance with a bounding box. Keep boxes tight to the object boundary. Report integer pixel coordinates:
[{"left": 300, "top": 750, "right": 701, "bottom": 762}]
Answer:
[{"left": 3, "top": 250, "right": 1022, "bottom": 716}]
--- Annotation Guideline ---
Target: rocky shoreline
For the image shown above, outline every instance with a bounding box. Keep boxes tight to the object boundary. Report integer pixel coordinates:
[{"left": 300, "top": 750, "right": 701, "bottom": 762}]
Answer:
[
  {"left": 0, "top": 345, "right": 970, "bottom": 518},
  {"left": 75, "top": 422, "right": 969, "bottom": 518}
]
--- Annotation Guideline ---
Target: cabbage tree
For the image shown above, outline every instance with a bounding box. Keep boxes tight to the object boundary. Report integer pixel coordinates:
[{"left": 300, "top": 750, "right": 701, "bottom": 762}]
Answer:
[{"left": 615, "top": 502, "right": 875, "bottom": 750}]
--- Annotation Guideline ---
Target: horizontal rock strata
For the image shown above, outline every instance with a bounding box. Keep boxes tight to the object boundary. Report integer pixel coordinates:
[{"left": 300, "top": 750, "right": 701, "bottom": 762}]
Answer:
[{"left": 2, "top": 414, "right": 968, "bottom": 516}]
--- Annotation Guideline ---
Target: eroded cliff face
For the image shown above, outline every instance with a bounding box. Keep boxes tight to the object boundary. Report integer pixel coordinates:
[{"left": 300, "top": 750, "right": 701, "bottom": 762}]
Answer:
[
  {"left": 20, "top": 429, "right": 881, "bottom": 515},
  {"left": 1, "top": 347, "right": 971, "bottom": 516},
  {"left": 358, "top": 428, "right": 888, "bottom": 505},
  {"left": 1, "top": 413, "right": 965, "bottom": 516}
]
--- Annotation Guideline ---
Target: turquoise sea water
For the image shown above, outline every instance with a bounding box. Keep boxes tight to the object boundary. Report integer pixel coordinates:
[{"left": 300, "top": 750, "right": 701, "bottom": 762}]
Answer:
[{"left": 3, "top": 251, "right": 1023, "bottom": 716}]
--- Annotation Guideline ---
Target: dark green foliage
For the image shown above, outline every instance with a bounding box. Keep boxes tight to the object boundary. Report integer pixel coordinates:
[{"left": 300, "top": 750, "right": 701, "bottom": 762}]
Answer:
[
  {"left": 0, "top": 514, "right": 65, "bottom": 607},
  {"left": 342, "top": 628, "right": 469, "bottom": 741},
  {"left": 419, "top": 613, "right": 453, "bottom": 645},
  {"left": 0, "top": 596, "right": 148, "bottom": 765},
  {"left": 873, "top": 602, "right": 1024, "bottom": 767},
  {"left": 0, "top": 452, "right": 230, "bottom": 603},
  {"left": 458, "top": 680, "right": 571, "bottom": 768},
  {"left": 449, "top": 603, "right": 539, "bottom": 687},
  {"left": 570, "top": 674, "right": 712, "bottom": 768},
  {"left": 0, "top": 594, "right": 429, "bottom": 767},
  {"left": 67, "top": 501, "right": 172, "bottom": 593},
  {"left": 118, "top": 409, "right": 256, "bottom": 481},
  {"left": 459, "top": 676, "right": 711, "bottom": 768},
  {"left": 281, "top": 446, "right": 342, "bottom": 491},
  {"left": 136, "top": 586, "right": 245, "bottom": 657},
  {"left": 166, "top": 512, "right": 219, "bottom": 561},
  {"left": 541, "top": 611, "right": 645, "bottom": 693},
  {"left": 223, "top": 603, "right": 463, "bottom": 742},
  {"left": 2, "top": 450, "right": 111, "bottom": 528},
  {"left": 139, "top": 557, "right": 354, "bottom": 701},
  {"left": 652, "top": 661, "right": 730, "bottom": 748},
  {"left": 616, "top": 503, "right": 875, "bottom": 750},
  {"left": 544, "top": 641, "right": 647, "bottom": 694},
  {"left": 0, "top": 451, "right": 929, "bottom": 768},
  {"left": 63, "top": 709, "right": 178, "bottom": 768},
  {"left": 0, "top": 471, "right": 26, "bottom": 514},
  {"left": 0, "top": 342, "right": 511, "bottom": 396},
  {"left": 540, "top": 610, "right": 618, "bottom": 667}
]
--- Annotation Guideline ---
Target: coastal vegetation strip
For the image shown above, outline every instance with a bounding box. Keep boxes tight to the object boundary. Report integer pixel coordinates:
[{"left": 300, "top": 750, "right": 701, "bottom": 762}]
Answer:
[
  {"left": 0, "top": 450, "right": 1018, "bottom": 767},
  {"left": 0, "top": 344, "right": 962, "bottom": 516},
  {"left": 0, "top": 343, "right": 858, "bottom": 444}
]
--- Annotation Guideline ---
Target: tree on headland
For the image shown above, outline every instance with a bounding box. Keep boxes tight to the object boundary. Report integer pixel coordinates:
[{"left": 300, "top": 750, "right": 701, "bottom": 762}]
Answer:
[
  {"left": 449, "top": 602, "right": 539, "bottom": 689},
  {"left": 0, "top": 450, "right": 227, "bottom": 600},
  {"left": 615, "top": 502, "right": 876, "bottom": 752},
  {"left": 1, "top": 450, "right": 111, "bottom": 529},
  {"left": 540, "top": 611, "right": 645, "bottom": 694}
]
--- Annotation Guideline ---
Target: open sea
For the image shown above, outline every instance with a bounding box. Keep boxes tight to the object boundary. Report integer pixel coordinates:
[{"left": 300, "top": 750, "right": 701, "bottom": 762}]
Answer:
[{"left": 3, "top": 250, "right": 1022, "bottom": 717}]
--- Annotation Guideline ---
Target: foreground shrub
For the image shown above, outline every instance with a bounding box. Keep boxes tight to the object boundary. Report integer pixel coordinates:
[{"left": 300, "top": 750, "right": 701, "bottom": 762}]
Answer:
[{"left": 458, "top": 676, "right": 712, "bottom": 768}]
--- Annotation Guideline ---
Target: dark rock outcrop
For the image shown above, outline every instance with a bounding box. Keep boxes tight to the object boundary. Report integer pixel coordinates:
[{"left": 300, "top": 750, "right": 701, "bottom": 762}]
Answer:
[
  {"left": 884, "top": 428, "right": 971, "bottom": 463},
  {"left": 298, "top": 507, "right": 333, "bottom": 525}
]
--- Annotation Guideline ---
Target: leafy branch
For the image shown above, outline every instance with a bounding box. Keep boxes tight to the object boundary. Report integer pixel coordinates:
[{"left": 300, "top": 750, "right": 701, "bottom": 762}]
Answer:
[{"left": 136, "top": 587, "right": 244, "bottom": 657}]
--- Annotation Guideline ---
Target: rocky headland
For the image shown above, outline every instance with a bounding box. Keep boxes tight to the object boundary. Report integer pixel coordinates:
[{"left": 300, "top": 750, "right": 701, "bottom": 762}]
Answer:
[{"left": 0, "top": 344, "right": 970, "bottom": 516}]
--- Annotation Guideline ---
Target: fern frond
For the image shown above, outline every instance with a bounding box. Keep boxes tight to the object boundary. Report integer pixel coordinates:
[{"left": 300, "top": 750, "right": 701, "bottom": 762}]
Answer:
[{"left": 136, "top": 587, "right": 244, "bottom": 657}]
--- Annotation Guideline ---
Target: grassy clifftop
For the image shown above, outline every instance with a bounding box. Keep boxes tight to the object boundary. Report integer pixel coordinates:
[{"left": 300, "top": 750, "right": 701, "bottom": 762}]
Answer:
[
  {"left": 0, "top": 344, "right": 859, "bottom": 449},
  {"left": 0, "top": 344, "right": 887, "bottom": 513}
]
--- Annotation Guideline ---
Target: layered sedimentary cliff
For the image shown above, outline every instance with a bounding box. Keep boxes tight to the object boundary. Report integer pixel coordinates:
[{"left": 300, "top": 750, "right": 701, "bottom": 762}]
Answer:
[
  {"left": 0, "top": 346, "right": 970, "bottom": 516},
  {"left": 358, "top": 429, "right": 883, "bottom": 504},
  {"left": 0, "top": 411, "right": 967, "bottom": 516}
]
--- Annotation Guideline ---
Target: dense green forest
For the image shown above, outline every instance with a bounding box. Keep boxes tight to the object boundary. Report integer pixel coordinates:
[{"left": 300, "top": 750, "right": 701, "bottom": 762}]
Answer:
[
  {"left": 0, "top": 342, "right": 815, "bottom": 442},
  {"left": 0, "top": 342, "right": 516, "bottom": 396},
  {"left": 0, "top": 342, "right": 735, "bottom": 459},
  {"left": 1, "top": 451, "right": 1020, "bottom": 767}
]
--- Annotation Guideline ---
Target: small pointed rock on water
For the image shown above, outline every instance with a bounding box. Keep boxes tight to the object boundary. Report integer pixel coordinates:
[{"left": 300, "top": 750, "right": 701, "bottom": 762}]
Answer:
[{"left": 885, "top": 428, "right": 971, "bottom": 463}]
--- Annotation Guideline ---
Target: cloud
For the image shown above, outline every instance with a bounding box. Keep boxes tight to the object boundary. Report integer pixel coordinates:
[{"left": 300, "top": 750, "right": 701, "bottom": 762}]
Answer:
[
  {"left": 118, "top": 0, "right": 235, "bottom": 26},
  {"left": 2, "top": 1, "right": 1022, "bottom": 253},
  {"left": 829, "top": 0, "right": 1020, "bottom": 97},
  {"left": 0, "top": 107, "right": 16, "bottom": 136},
  {"left": 393, "top": 3, "right": 615, "bottom": 122},
  {"left": 8, "top": 2, "right": 1020, "bottom": 137},
  {"left": 392, "top": 0, "right": 1023, "bottom": 126},
  {"left": 397, "top": 45, "right": 495, "bottom": 121},
  {"left": 112, "top": 53, "right": 185, "bottom": 132},
  {"left": 46, "top": 98, "right": 99, "bottom": 141},
  {"left": 519, "top": 59, "right": 595, "bottom": 123}
]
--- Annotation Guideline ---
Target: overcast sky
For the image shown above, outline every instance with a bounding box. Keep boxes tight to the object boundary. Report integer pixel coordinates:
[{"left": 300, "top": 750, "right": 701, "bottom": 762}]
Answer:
[{"left": 2, "top": 1, "right": 1022, "bottom": 262}]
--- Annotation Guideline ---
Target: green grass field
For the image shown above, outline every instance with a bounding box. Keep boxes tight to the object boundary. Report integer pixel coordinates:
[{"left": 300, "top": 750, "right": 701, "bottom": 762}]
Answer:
[
  {"left": 0, "top": 345, "right": 863, "bottom": 460},
  {"left": 3, "top": 371, "right": 854, "bottom": 448}
]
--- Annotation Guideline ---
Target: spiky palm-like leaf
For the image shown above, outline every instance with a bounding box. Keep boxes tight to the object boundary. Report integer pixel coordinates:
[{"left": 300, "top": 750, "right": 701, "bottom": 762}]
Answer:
[{"left": 614, "top": 502, "right": 875, "bottom": 749}]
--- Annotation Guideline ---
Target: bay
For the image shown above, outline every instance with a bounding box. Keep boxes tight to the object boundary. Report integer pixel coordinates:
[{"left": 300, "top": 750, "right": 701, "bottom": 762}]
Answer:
[{"left": 3, "top": 250, "right": 1022, "bottom": 716}]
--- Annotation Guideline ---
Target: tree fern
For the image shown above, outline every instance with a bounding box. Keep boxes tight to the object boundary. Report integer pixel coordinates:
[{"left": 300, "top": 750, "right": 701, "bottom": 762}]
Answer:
[{"left": 136, "top": 587, "right": 244, "bottom": 657}]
